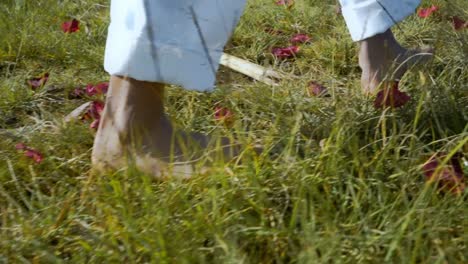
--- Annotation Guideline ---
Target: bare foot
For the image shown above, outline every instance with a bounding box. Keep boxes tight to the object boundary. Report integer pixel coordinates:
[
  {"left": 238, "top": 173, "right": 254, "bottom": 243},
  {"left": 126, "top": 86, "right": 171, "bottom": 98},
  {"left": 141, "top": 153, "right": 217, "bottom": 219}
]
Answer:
[
  {"left": 91, "top": 76, "right": 239, "bottom": 179},
  {"left": 359, "top": 29, "right": 434, "bottom": 94}
]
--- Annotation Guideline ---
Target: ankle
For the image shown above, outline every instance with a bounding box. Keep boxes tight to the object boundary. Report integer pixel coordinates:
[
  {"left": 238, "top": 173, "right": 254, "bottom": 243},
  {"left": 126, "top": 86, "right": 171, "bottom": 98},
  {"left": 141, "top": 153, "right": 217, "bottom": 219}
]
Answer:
[
  {"left": 104, "top": 75, "right": 169, "bottom": 139},
  {"left": 114, "top": 76, "right": 165, "bottom": 111}
]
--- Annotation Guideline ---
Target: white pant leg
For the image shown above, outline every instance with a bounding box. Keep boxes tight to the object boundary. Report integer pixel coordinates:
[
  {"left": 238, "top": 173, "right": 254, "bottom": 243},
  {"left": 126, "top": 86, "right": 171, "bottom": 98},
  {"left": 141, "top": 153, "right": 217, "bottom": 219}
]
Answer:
[
  {"left": 339, "top": 0, "right": 421, "bottom": 41},
  {"left": 104, "top": 0, "right": 246, "bottom": 91}
]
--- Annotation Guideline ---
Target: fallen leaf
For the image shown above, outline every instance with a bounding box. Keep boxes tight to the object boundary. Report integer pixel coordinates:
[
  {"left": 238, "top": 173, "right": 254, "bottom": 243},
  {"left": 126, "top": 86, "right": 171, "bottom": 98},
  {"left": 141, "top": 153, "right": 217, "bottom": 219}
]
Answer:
[
  {"left": 272, "top": 46, "right": 300, "bottom": 59},
  {"left": 25, "top": 149, "right": 44, "bottom": 164},
  {"left": 417, "top": 5, "right": 439, "bottom": 18},
  {"left": 85, "top": 84, "right": 97, "bottom": 97},
  {"left": 15, "top": 143, "right": 27, "bottom": 150},
  {"left": 88, "top": 101, "right": 105, "bottom": 130},
  {"left": 95, "top": 82, "right": 109, "bottom": 94},
  {"left": 450, "top": 16, "right": 468, "bottom": 30},
  {"left": 290, "top": 34, "right": 311, "bottom": 44},
  {"left": 214, "top": 106, "right": 234, "bottom": 127},
  {"left": 374, "top": 82, "right": 411, "bottom": 109},
  {"left": 88, "top": 100, "right": 105, "bottom": 119},
  {"left": 27, "top": 73, "right": 49, "bottom": 91},
  {"left": 423, "top": 153, "right": 466, "bottom": 195},
  {"left": 308, "top": 81, "right": 328, "bottom": 97},
  {"left": 15, "top": 143, "right": 44, "bottom": 164},
  {"left": 81, "top": 100, "right": 105, "bottom": 130},
  {"left": 61, "top": 19, "right": 80, "bottom": 33},
  {"left": 72, "top": 82, "right": 109, "bottom": 98}
]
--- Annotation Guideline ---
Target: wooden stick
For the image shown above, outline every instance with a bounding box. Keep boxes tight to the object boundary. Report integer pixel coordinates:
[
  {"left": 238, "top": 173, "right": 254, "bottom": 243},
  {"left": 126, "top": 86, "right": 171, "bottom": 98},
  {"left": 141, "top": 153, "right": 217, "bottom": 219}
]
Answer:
[
  {"left": 220, "top": 53, "right": 283, "bottom": 86},
  {"left": 64, "top": 102, "right": 91, "bottom": 123}
]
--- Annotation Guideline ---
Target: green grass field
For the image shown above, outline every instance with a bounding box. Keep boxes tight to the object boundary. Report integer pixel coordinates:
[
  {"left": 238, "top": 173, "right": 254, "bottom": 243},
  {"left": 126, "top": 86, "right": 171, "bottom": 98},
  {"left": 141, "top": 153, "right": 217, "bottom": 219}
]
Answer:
[{"left": 0, "top": 0, "right": 467, "bottom": 262}]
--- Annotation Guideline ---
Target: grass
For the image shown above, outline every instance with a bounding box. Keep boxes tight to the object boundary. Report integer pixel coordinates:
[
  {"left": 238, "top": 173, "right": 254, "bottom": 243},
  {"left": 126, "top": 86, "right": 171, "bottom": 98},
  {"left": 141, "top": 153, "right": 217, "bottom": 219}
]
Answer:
[{"left": 0, "top": 0, "right": 467, "bottom": 262}]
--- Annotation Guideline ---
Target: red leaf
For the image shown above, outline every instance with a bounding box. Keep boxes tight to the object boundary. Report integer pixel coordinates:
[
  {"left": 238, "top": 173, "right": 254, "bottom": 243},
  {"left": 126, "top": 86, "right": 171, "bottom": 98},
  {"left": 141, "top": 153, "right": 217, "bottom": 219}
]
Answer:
[
  {"left": 450, "top": 16, "right": 468, "bottom": 30},
  {"left": 423, "top": 153, "right": 466, "bottom": 195},
  {"left": 214, "top": 106, "right": 234, "bottom": 127},
  {"left": 290, "top": 34, "right": 311, "bottom": 44},
  {"left": 214, "top": 107, "right": 233, "bottom": 120},
  {"left": 95, "top": 82, "right": 109, "bottom": 94},
  {"left": 272, "top": 46, "right": 300, "bottom": 59},
  {"left": 72, "top": 81, "right": 109, "bottom": 98},
  {"left": 82, "top": 101, "right": 105, "bottom": 130},
  {"left": 85, "top": 82, "right": 109, "bottom": 97},
  {"left": 25, "top": 149, "right": 44, "bottom": 164},
  {"left": 61, "top": 19, "right": 80, "bottom": 33},
  {"left": 85, "top": 84, "right": 97, "bottom": 97},
  {"left": 373, "top": 82, "right": 411, "bottom": 109},
  {"left": 82, "top": 100, "right": 104, "bottom": 120},
  {"left": 15, "top": 143, "right": 44, "bottom": 164},
  {"left": 417, "top": 5, "right": 439, "bottom": 18},
  {"left": 15, "top": 143, "right": 27, "bottom": 150},
  {"left": 88, "top": 100, "right": 105, "bottom": 119},
  {"left": 308, "top": 81, "right": 328, "bottom": 97},
  {"left": 27, "top": 73, "right": 49, "bottom": 91}
]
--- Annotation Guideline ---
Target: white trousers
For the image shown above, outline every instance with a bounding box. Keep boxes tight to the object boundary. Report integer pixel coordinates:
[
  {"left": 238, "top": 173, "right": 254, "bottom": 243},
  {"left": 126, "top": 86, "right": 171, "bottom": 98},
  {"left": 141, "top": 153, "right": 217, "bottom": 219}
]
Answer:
[
  {"left": 104, "top": 0, "right": 420, "bottom": 91},
  {"left": 339, "top": 0, "right": 420, "bottom": 41}
]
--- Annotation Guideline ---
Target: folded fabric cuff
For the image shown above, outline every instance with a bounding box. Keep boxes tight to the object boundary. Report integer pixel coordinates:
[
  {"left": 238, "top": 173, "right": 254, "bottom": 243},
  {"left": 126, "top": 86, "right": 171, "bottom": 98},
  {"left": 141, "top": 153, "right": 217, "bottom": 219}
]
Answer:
[
  {"left": 104, "top": 35, "right": 222, "bottom": 92},
  {"left": 340, "top": 0, "right": 421, "bottom": 41}
]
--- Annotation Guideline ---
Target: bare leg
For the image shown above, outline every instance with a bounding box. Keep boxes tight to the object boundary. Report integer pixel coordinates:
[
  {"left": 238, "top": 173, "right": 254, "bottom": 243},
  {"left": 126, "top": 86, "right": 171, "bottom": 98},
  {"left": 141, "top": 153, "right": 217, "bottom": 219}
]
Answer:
[
  {"left": 359, "top": 29, "right": 433, "bottom": 94},
  {"left": 91, "top": 75, "right": 236, "bottom": 178}
]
